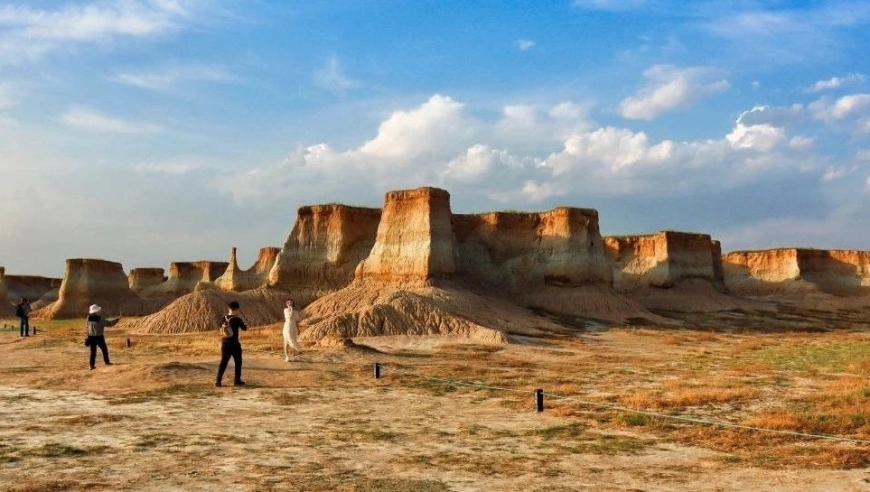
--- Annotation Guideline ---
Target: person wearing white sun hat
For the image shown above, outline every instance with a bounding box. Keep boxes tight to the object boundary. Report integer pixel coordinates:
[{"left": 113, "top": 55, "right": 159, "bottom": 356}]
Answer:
[{"left": 85, "top": 304, "right": 120, "bottom": 370}]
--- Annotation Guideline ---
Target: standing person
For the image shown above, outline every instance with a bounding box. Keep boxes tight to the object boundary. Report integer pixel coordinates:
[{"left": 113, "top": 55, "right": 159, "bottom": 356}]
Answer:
[
  {"left": 86, "top": 304, "right": 120, "bottom": 370},
  {"left": 216, "top": 300, "right": 248, "bottom": 387},
  {"left": 282, "top": 298, "right": 305, "bottom": 362},
  {"left": 16, "top": 298, "right": 31, "bottom": 337}
]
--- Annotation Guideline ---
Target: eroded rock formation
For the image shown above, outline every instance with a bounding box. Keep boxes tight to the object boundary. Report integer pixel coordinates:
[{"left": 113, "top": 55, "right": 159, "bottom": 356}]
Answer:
[
  {"left": 724, "top": 249, "right": 870, "bottom": 296},
  {"left": 214, "top": 247, "right": 280, "bottom": 292},
  {"left": 139, "top": 261, "right": 229, "bottom": 298},
  {"left": 0, "top": 267, "right": 10, "bottom": 316},
  {"left": 129, "top": 268, "right": 166, "bottom": 293},
  {"left": 268, "top": 204, "right": 381, "bottom": 302},
  {"left": 4, "top": 275, "right": 59, "bottom": 304},
  {"left": 38, "top": 259, "right": 142, "bottom": 319},
  {"left": 453, "top": 207, "right": 612, "bottom": 289}
]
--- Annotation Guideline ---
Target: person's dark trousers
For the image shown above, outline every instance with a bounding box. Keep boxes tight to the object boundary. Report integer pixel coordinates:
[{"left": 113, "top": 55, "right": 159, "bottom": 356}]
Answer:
[
  {"left": 88, "top": 336, "right": 110, "bottom": 368},
  {"left": 19, "top": 316, "right": 29, "bottom": 337},
  {"left": 216, "top": 340, "right": 243, "bottom": 383}
]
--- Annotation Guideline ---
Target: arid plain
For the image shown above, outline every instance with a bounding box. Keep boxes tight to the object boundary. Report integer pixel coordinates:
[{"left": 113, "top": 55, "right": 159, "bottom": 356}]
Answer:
[{"left": 2, "top": 187, "right": 870, "bottom": 491}]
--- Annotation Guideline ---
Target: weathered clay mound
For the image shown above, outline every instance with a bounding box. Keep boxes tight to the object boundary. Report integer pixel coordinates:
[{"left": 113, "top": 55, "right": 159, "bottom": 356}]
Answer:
[
  {"left": 139, "top": 261, "right": 229, "bottom": 298},
  {"left": 29, "top": 288, "right": 59, "bottom": 310},
  {"left": 724, "top": 249, "right": 870, "bottom": 296},
  {"left": 517, "top": 285, "right": 681, "bottom": 325},
  {"left": 268, "top": 204, "right": 381, "bottom": 303},
  {"left": 123, "top": 287, "right": 288, "bottom": 335},
  {"left": 453, "top": 207, "right": 612, "bottom": 289},
  {"left": 214, "top": 247, "right": 280, "bottom": 292},
  {"left": 300, "top": 281, "right": 569, "bottom": 343},
  {"left": 37, "top": 259, "right": 146, "bottom": 319},
  {"left": 129, "top": 268, "right": 166, "bottom": 293},
  {"left": 355, "top": 187, "right": 455, "bottom": 284}
]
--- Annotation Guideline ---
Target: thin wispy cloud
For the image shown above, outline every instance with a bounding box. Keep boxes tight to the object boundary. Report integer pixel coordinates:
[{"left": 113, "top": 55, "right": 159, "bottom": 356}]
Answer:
[
  {"left": 313, "top": 54, "right": 362, "bottom": 93},
  {"left": 111, "top": 64, "right": 239, "bottom": 91},
  {"left": 619, "top": 64, "right": 729, "bottom": 120},
  {"left": 515, "top": 39, "right": 535, "bottom": 51},
  {"left": 59, "top": 106, "right": 163, "bottom": 135},
  {"left": 804, "top": 73, "right": 866, "bottom": 93},
  {"left": 0, "top": 0, "right": 221, "bottom": 63},
  {"left": 0, "top": 82, "right": 14, "bottom": 110}
]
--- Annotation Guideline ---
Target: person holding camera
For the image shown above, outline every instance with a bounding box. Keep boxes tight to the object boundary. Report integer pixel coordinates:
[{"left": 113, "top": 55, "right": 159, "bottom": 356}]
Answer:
[
  {"left": 85, "top": 304, "right": 120, "bottom": 370},
  {"left": 215, "top": 300, "right": 248, "bottom": 387}
]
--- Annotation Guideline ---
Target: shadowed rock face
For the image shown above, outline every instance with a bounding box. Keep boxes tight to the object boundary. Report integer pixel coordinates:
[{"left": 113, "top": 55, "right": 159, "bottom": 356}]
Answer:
[
  {"left": 214, "top": 247, "right": 280, "bottom": 292},
  {"left": 139, "top": 261, "right": 229, "bottom": 298},
  {"left": 268, "top": 204, "right": 382, "bottom": 296},
  {"left": 355, "top": 187, "right": 455, "bottom": 284},
  {"left": 3, "top": 274, "right": 60, "bottom": 303},
  {"left": 39, "top": 259, "right": 139, "bottom": 318},
  {"left": 724, "top": 249, "right": 870, "bottom": 296},
  {"left": 128, "top": 268, "right": 166, "bottom": 293},
  {"left": 0, "top": 267, "right": 9, "bottom": 316},
  {"left": 604, "top": 231, "right": 723, "bottom": 290},
  {"left": 453, "top": 207, "right": 612, "bottom": 289}
]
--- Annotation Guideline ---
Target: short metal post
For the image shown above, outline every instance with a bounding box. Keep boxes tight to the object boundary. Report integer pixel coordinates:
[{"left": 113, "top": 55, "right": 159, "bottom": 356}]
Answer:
[
  {"left": 534, "top": 389, "right": 544, "bottom": 412},
  {"left": 32, "top": 326, "right": 37, "bottom": 335},
  {"left": 374, "top": 363, "right": 382, "bottom": 379},
  {"left": 126, "top": 338, "right": 131, "bottom": 348}
]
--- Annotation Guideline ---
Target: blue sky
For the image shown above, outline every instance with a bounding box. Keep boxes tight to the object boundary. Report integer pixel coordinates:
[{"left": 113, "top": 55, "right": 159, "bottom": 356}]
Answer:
[{"left": 1, "top": 0, "right": 870, "bottom": 277}]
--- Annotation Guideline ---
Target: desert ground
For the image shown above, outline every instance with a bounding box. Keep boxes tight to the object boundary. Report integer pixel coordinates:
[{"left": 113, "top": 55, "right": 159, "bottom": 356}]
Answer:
[{"left": 1, "top": 316, "right": 870, "bottom": 491}]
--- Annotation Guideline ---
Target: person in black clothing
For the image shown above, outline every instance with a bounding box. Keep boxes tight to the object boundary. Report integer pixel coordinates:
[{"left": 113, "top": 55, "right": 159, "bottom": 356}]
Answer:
[
  {"left": 16, "top": 298, "right": 31, "bottom": 337},
  {"left": 216, "top": 300, "right": 248, "bottom": 387},
  {"left": 85, "top": 304, "right": 120, "bottom": 370}
]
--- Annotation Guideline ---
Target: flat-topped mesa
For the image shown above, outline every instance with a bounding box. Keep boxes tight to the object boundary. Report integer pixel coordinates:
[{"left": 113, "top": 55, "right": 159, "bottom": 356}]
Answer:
[
  {"left": 128, "top": 268, "right": 166, "bottom": 293},
  {"left": 355, "top": 187, "right": 456, "bottom": 284},
  {"left": 214, "top": 246, "right": 280, "bottom": 292},
  {"left": 140, "top": 261, "right": 229, "bottom": 297},
  {"left": 604, "top": 231, "right": 723, "bottom": 291},
  {"left": 268, "top": 204, "right": 382, "bottom": 295},
  {"left": 38, "top": 259, "right": 139, "bottom": 319},
  {"left": 453, "top": 207, "right": 612, "bottom": 289},
  {"left": 3, "top": 274, "right": 61, "bottom": 302},
  {"left": 723, "top": 248, "right": 870, "bottom": 296}
]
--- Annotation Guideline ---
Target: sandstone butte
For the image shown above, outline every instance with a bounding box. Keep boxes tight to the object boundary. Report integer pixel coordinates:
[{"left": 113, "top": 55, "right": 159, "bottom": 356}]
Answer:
[{"left": 4, "top": 186, "right": 870, "bottom": 341}]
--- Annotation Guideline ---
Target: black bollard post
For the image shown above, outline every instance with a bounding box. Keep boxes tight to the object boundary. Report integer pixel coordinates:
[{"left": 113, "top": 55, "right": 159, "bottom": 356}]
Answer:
[
  {"left": 32, "top": 326, "right": 37, "bottom": 335},
  {"left": 374, "top": 363, "right": 382, "bottom": 379},
  {"left": 534, "top": 389, "right": 544, "bottom": 413},
  {"left": 126, "top": 338, "right": 131, "bottom": 348}
]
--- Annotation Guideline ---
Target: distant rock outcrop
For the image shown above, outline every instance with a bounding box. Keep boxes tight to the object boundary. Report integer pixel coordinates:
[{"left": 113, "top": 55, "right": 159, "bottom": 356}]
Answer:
[
  {"left": 453, "top": 207, "right": 612, "bottom": 289},
  {"left": 301, "top": 187, "right": 589, "bottom": 342},
  {"left": 268, "top": 204, "right": 381, "bottom": 302},
  {"left": 4, "top": 275, "right": 60, "bottom": 304},
  {"left": 214, "top": 247, "right": 280, "bottom": 292},
  {"left": 37, "top": 259, "right": 151, "bottom": 319},
  {"left": 129, "top": 268, "right": 166, "bottom": 293},
  {"left": 0, "top": 267, "right": 11, "bottom": 316},
  {"left": 724, "top": 249, "right": 870, "bottom": 296},
  {"left": 139, "top": 261, "right": 229, "bottom": 298},
  {"left": 602, "top": 231, "right": 752, "bottom": 313}
]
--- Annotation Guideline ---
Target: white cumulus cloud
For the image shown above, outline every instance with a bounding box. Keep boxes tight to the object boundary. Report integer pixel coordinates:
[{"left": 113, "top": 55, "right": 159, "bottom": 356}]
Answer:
[{"left": 619, "top": 64, "right": 729, "bottom": 120}]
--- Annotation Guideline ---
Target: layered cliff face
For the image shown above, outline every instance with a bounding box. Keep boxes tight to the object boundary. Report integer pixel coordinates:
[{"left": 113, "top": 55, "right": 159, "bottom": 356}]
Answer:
[
  {"left": 128, "top": 268, "right": 166, "bottom": 293},
  {"left": 300, "top": 187, "right": 648, "bottom": 341},
  {"left": 268, "top": 204, "right": 381, "bottom": 300},
  {"left": 604, "top": 231, "right": 723, "bottom": 290},
  {"left": 724, "top": 249, "right": 870, "bottom": 296},
  {"left": 4, "top": 275, "right": 60, "bottom": 303},
  {"left": 139, "top": 261, "right": 229, "bottom": 298},
  {"left": 38, "top": 259, "right": 141, "bottom": 319},
  {"left": 214, "top": 247, "right": 280, "bottom": 292},
  {"left": 453, "top": 207, "right": 612, "bottom": 289},
  {"left": 355, "top": 187, "right": 455, "bottom": 284}
]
